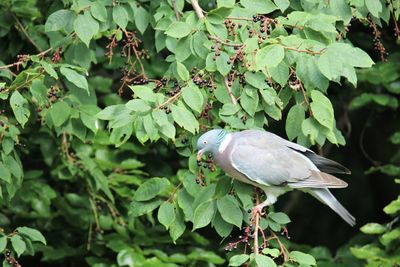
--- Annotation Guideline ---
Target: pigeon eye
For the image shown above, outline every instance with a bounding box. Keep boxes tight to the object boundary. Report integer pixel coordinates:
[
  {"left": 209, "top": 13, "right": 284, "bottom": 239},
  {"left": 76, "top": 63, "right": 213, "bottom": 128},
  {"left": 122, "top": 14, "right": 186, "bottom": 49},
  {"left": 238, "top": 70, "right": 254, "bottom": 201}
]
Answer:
[{"left": 203, "top": 140, "right": 208, "bottom": 144}]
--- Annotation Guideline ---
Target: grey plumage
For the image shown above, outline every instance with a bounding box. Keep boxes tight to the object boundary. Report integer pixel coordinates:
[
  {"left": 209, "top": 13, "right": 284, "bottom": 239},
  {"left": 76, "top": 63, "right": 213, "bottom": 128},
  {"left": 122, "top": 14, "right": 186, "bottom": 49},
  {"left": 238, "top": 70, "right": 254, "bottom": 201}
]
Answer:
[{"left": 196, "top": 129, "right": 356, "bottom": 226}]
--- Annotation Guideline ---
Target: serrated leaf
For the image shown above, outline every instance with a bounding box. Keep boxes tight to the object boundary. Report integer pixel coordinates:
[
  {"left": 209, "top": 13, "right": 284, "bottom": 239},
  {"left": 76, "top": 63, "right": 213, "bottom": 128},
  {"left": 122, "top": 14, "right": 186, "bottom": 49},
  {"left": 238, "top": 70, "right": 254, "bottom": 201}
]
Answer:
[
  {"left": 113, "top": 5, "right": 129, "bottom": 29},
  {"left": 50, "top": 102, "right": 71, "bottom": 127},
  {"left": 134, "top": 7, "right": 149, "bottom": 34},
  {"left": 256, "top": 44, "right": 285, "bottom": 70},
  {"left": 268, "top": 212, "right": 291, "bottom": 224},
  {"left": 134, "top": 178, "right": 170, "bottom": 201},
  {"left": 360, "top": 223, "right": 386, "bottom": 235},
  {"left": 11, "top": 235, "right": 26, "bottom": 257},
  {"left": 229, "top": 254, "right": 249, "bottom": 266},
  {"left": 255, "top": 254, "right": 277, "bottom": 267},
  {"left": 171, "top": 104, "right": 199, "bottom": 134},
  {"left": 217, "top": 195, "right": 242, "bottom": 228},
  {"left": 176, "top": 62, "right": 190, "bottom": 81},
  {"left": 10, "top": 91, "right": 30, "bottom": 128},
  {"left": 182, "top": 82, "right": 204, "bottom": 113},
  {"left": 286, "top": 104, "right": 305, "bottom": 141},
  {"left": 90, "top": 2, "right": 107, "bottom": 22},
  {"left": 0, "top": 236, "right": 7, "bottom": 252},
  {"left": 157, "top": 202, "right": 176, "bottom": 229},
  {"left": 45, "top": 9, "right": 74, "bottom": 32},
  {"left": 165, "top": 22, "right": 192, "bottom": 38},
  {"left": 310, "top": 90, "right": 334, "bottom": 130},
  {"left": 74, "top": 12, "right": 99, "bottom": 47},
  {"left": 193, "top": 200, "right": 215, "bottom": 230},
  {"left": 240, "top": 0, "right": 278, "bottom": 14},
  {"left": 289, "top": 251, "right": 316, "bottom": 266},
  {"left": 16, "top": 227, "right": 46, "bottom": 244},
  {"left": 60, "top": 67, "right": 88, "bottom": 92}
]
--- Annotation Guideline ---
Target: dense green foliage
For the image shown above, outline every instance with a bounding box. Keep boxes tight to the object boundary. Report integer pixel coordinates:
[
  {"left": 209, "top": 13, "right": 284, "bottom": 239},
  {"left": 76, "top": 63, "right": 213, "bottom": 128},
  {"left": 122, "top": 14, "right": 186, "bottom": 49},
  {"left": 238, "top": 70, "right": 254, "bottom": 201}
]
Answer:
[{"left": 0, "top": 0, "right": 399, "bottom": 266}]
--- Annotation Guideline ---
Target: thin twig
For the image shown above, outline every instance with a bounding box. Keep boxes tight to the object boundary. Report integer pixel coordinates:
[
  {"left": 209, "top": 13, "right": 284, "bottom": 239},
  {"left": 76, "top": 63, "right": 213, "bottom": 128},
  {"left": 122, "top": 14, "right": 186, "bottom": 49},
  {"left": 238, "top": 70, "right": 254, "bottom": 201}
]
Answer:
[
  {"left": 171, "top": 0, "right": 181, "bottom": 20},
  {"left": 13, "top": 15, "right": 42, "bottom": 52},
  {"left": 208, "top": 35, "right": 243, "bottom": 47},
  {"left": 223, "top": 77, "right": 238, "bottom": 105},
  {"left": 282, "top": 46, "right": 325, "bottom": 55},
  {"left": 0, "top": 48, "right": 52, "bottom": 70},
  {"left": 191, "top": 0, "right": 204, "bottom": 19}
]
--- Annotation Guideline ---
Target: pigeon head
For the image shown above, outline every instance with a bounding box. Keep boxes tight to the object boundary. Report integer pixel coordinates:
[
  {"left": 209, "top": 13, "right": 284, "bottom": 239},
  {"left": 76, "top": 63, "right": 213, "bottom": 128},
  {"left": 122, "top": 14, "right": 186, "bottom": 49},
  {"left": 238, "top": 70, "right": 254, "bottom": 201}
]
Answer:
[{"left": 196, "top": 129, "right": 227, "bottom": 161}]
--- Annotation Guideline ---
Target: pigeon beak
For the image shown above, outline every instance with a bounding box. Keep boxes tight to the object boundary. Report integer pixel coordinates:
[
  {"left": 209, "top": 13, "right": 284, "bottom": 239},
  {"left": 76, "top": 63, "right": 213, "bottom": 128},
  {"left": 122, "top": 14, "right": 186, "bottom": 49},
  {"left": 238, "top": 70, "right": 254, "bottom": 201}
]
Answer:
[{"left": 197, "top": 149, "right": 204, "bottom": 161}]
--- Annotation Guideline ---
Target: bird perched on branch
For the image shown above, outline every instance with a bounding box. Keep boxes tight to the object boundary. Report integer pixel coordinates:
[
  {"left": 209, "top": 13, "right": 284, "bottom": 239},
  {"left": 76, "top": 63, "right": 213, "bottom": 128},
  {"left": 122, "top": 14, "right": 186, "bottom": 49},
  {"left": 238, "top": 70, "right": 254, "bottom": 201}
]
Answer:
[{"left": 196, "top": 129, "right": 355, "bottom": 226}]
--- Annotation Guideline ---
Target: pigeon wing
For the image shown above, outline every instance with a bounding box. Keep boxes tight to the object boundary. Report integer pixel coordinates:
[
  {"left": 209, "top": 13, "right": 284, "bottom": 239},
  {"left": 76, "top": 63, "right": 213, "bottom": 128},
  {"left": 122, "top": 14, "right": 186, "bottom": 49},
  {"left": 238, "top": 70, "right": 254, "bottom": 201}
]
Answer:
[{"left": 229, "top": 130, "right": 348, "bottom": 188}]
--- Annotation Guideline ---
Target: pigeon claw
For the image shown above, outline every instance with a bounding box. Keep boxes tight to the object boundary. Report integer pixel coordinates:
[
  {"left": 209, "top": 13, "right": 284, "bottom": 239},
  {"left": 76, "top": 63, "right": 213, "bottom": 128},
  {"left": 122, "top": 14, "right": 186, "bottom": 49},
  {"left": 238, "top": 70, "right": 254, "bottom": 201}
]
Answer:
[{"left": 250, "top": 203, "right": 267, "bottom": 223}]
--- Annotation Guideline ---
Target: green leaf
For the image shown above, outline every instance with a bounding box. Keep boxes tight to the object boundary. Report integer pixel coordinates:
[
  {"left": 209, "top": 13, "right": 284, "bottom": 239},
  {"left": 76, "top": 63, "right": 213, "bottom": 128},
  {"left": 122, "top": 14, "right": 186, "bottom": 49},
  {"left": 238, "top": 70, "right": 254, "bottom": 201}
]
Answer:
[
  {"left": 16, "top": 227, "right": 46, "bottom": 244},
  {"left": 129, "top": 199, "right": 162, "bottom": 217},
  {"left": 285, "top": 104, "right": 305, "bottom": 141},
  {"left": 134, "top": 178, "right": 170, "bottom": 201},
  {"left": 193, "top": 200, "right": 215, "bottom": 230},
  {"left": 45, "top": 9, "right": 74, "bottom": 32},
  {"left": 383, "top": 196, "right": 400, "bottom": 215},
  {"left": 90, "top": 2, "right": 107, "bottom": 22},
  {"left": 229, "top": 254, "right": 249, "bottom": 266},
  {"left": 216, "top": 51, "right": 231, "bottom": 75},
  {"left": 157, "top": 202, "right": 176, "bottom": 230},
  {"left": 113, "top": 5, "right": 129, "bottom": 29},
  {"left": 134, "top": 7, "right": 150, "bottom": 34},
  {"left": 240, "top": 0, "right": 278, "bottom": 14},
  {"left": 301, "top": 118, "right": 319, "bottom": 144},
  {"left": 130, "top": 85, "right": 156, "bottom": 102},
  {"left": 256, "top": 44, "right": 285, "bottom": 70},
  {"left": 0, "top": 236, "right": 7, "bottom": 252},
  {"left": 11, "top": 235, "right": 26, "bottom": 257},
  {"left": 365, "top": 0, "right": 382, "bottom": 17},
  {"left": 0, "top": 163, "right": 11, "bottom": 183},
  {"left": 176, "top": 62, "right": 190, "bottom": 81},
  {"left": 310, "top": 90, "right": 334, "bottom": 130},
  {"left": 60, "top": 67, "right": 88, "bottom": 92},
  {"left": 217, "top": 195, "right": 243, "bottom": 228},
  {"left": 240, "top": 87, "right": 258, "bottom": 116},
  {"left": 126, "top": 99, "right": 151, "bottom": 113},
  {"left": 317, "top": 50, "right": 342, "bottom": 80},
  {"left": 10, "top": 91, "right": 30, "bottom": 128},
  {"left": 380, "top": 228, "right": 400, "bottom": 247},
  {"left": 170, "top": 209, "right": 186, "bottom": 242},
  {"left": 41, "top": 61, "right": 58, "bottom": 79},
  {"left": 165, "top": 22, "right": 192, "bottom": 38},
  {"left": 171, "top": 104, "right": 199, "bottom": 134},
  {"left": 268, "top": 212, "right": 291, "bottom": 224},
  {"left": 360, "top": 223, "right": 387, "bottom": 235},
  {"left": 254, "top": 254, "right": 277, "bottom": 267},
  {"left": 262, "top": 248, "right": 280, "bottom": 258},
  {"left": 218, "top": 0, "right": 235, "bottom": 8},
  {"left": 74, "top": 12, "right": 99, "bottom": 47},
  {"left": 289, "top": 251, "right": 316, "bottom": 266},
  {"left": 274, "top": 0, "right": 290, "bottom": 12},
  {"left": 50, "top": 102, "right": 71, "bottom": 127},
  {"left": 182, "top": 82, "right": 204, "bottom": 113}
]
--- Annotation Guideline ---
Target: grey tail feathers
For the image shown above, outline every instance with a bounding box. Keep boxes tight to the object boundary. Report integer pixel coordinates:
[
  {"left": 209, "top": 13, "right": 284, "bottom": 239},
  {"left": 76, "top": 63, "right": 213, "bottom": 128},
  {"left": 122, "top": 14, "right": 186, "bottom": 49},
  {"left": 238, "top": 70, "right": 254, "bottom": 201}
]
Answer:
[{"left": 309, "top": 188, "right": 356, "bottom": 226}]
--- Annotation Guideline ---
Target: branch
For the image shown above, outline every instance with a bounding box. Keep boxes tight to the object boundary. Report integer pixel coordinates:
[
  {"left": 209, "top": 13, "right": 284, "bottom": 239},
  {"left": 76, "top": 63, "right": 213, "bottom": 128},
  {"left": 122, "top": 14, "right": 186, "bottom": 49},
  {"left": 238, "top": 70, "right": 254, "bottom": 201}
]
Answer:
[
  {"left": 13, "top": 15, "right": 42, "bottom": 52},
  {"left": 191, "top": 0, "right": 204, "bottom": 19},
  {"left": 172, "top": 0, "right": 181, "bottom": 20},
  {"left": 223, "top": 77, "right": 238, "bottom": 105},
  {"left": 208, "top": 35, "right": 243, "bottom": 47},
  {"left": 254, "top": 189, "right": 260, "bottom": 255},
  {"left": 0, "top": 48, "right": 52, "bottom": 70},
  {"left": 282, "top": 45, "right": 325, "bottom": 55}
]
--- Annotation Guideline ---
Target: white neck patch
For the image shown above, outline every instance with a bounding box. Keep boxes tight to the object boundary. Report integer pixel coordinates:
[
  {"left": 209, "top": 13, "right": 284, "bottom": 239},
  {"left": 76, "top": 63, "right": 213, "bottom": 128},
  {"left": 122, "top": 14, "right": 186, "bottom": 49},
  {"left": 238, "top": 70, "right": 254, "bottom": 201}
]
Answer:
[{"left": 218, "top": 134, "right": 232, "bottom": 153}]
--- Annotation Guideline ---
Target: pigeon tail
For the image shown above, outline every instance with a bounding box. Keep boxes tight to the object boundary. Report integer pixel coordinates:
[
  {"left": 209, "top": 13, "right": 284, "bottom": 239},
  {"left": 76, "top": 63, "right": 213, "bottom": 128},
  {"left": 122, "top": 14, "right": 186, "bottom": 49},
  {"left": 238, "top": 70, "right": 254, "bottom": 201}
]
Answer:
[{"left": 309, "top": 188, "right": 356, "bottom": 226}]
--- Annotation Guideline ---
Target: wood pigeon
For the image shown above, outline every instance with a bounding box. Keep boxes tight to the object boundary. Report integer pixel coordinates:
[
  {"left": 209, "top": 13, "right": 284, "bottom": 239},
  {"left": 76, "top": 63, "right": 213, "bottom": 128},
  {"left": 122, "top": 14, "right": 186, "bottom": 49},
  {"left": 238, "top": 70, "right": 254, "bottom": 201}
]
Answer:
[{"left": 196, "top": 129, "right": 355, "bottom": 226}]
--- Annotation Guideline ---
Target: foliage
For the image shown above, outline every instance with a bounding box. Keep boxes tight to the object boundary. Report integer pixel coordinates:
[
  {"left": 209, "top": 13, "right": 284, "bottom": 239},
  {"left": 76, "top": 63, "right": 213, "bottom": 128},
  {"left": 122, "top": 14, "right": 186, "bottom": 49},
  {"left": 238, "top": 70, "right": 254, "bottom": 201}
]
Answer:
[{"left": 0, "top": 0, "right": 399, "bottom": 266}]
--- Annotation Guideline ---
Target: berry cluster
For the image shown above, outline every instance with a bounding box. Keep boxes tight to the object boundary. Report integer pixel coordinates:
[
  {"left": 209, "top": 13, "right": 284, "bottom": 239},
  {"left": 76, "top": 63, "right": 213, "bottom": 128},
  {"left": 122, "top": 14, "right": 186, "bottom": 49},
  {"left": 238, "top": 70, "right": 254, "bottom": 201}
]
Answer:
[
  {"left": 224, "top": 225, "right": 252, "bottom": 252},
  {"left": 200, "top": 103, "right": 212, "bottom": 119},
  {"left": 224, "top": 19, "right": 241, "bottom": 37},
  {"left": 192, "top": 71, "right": 215, "bottom": 92},
  {"left": 4, "top": 250, "right": 21, "bottom": 267},
  {"left": 368, "top": 17, "right": 388, "bottom": 61},
  {"left": 166, "top": 79, "right": 181, "bottom": 97}
]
